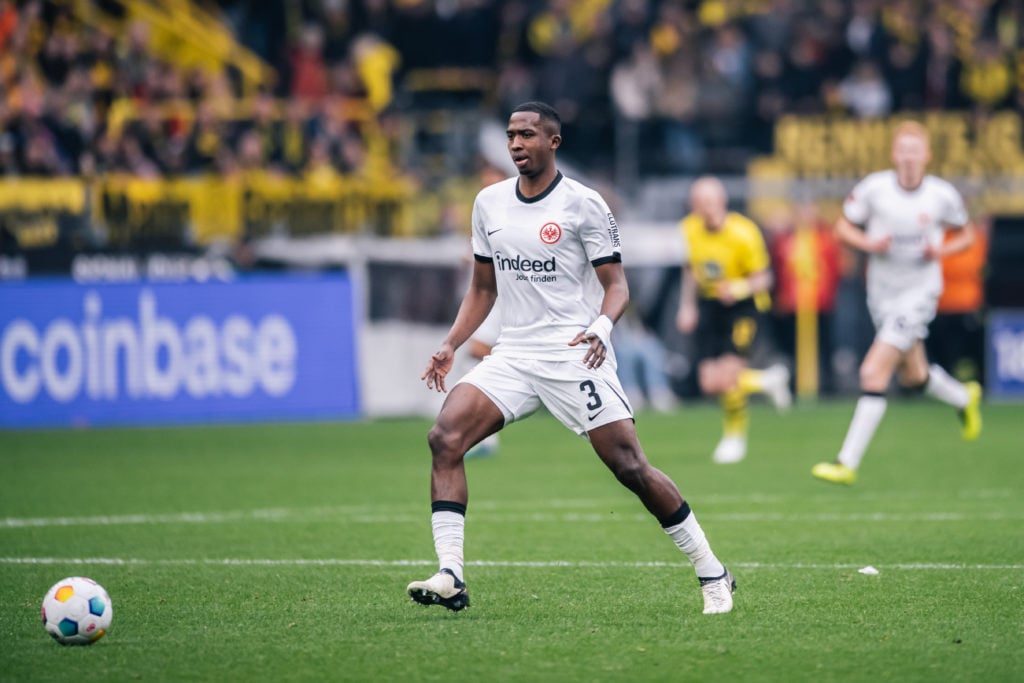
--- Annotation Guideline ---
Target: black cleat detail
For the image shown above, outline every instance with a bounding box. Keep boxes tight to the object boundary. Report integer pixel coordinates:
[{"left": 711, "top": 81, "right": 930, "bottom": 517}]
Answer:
[
  {"left": 699, "top": 568, "right": 738, "bottom": 593},
  {"left": 407, "top": 568, "right": 470, "bottom": 612}
]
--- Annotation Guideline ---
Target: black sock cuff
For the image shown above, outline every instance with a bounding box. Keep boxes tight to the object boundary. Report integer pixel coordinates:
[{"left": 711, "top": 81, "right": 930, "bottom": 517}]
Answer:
[
  {"left": 431, "top": 500, "right": 467, "bottom": 516},
  {"left": 861, "top": 391, "right": 886, "bottom": 398},
  {"left": 659, "top": 501, "right": 691, "bottom": 528}
]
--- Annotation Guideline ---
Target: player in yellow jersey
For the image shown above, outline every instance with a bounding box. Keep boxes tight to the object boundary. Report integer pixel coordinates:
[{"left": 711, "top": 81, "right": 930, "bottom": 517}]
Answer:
[{"left": 676, "top": 177, "right": 791, "bottom": 463}]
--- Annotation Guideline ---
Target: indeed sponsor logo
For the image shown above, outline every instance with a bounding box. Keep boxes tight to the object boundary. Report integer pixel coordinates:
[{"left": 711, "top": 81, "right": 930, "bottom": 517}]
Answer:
[
  {"left": 1, "top": 290, "right": 297, "bottom": 404},
  {"left": 890, "top": 232, "right": 925, "bottom": 245},
  {"left": 493, "top": 250, "right": 556, "bottom": 273}
]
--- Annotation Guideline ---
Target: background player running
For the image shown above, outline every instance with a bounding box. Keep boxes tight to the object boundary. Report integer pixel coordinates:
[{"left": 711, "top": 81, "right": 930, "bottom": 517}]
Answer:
[
  {"left": 676, "top": 176, "right": 791, "bottom": 464},
  {"left": 812, "top": 121, "right": 982, "bottom": 485}
]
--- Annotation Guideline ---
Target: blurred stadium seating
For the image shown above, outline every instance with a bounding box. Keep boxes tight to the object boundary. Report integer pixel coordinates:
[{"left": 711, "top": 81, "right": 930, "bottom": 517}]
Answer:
[
  {"left": 4, "top": 0, "right": 1024, "bottom": 240},
  {"left": 3, "top": 0, "right": 1024, "bottom": 420}
]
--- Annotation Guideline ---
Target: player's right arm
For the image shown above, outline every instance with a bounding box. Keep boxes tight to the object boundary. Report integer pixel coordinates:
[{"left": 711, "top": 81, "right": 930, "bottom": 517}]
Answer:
[
  {"left": 837, "top": 176, "right": 891, "bottom": 255},
  {"left": 835, "top": 215, "right": 891, "bottom": 254},
  {"left": 422, "top": 259, "right": 498, "bottom": 392},
  {"left": 675, "top": 218, "right": 699, "bottom": 333},
  {"left": 676, "top": 265, "right": 699, "bottom": 334}
]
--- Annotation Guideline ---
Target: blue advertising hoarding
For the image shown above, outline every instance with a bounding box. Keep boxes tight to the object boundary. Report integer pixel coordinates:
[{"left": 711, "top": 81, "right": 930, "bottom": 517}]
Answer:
[
  {"left": 986, "top": 309, "right": 1024, "bottom": 400},
  {"left": 0, "top": 274, "right": 360, "bottom": 427}
]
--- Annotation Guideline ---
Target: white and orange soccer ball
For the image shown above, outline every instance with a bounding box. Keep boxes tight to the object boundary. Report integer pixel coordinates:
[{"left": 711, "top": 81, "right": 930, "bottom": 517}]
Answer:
[{"left": 41, "top": 577, "right": 113, "bottom": 645}]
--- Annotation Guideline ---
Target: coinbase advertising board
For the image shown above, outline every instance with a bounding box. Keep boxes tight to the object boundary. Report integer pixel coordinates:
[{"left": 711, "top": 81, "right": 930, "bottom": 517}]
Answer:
[
  {"left": 987, "top": 309, "right": 1024, "bottom": 400},
  {"left": 0, "top": 275, "right": 360, "bottom": 428}
]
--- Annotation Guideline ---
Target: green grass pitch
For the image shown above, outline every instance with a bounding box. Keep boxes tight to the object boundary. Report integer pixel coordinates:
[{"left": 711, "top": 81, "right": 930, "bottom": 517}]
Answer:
[{"left": 1, "top": 400, "right": 1022, "bottom": 682}]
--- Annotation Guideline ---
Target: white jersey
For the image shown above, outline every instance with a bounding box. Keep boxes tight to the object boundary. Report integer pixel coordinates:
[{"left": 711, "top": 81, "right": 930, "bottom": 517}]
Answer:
[
  {"left": 843, "top": 170, "right": 968, "bottom": 299},
  {"left": 470, "top": 172, "right": 622, "bottom": 361},
  {"left": 472, "top": 308, "right": 501, "bottom": 347}
]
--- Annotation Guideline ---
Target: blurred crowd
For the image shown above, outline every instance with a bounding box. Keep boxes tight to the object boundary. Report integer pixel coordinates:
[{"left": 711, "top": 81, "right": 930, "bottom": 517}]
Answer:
[
  {"left": 0, "top": 0, "right": 997, "bottom": 389},
  {"left": 0, "top": 0, "right": 392, "bottom": 182},
  {"left": 3, "top": 0, "right": 1024, "bottom": 183}
]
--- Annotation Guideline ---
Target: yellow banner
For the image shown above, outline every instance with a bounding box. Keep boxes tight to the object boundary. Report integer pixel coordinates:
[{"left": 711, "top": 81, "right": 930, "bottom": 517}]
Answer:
[
  {"left": 749, "top": 111, "right": 1024, "bottom": 218},
  {"left": 0, "top": 179, "right": 87, "bottom": 212},
  {"left": 0, "top": 173, "right": 440, "bottom": 250}
]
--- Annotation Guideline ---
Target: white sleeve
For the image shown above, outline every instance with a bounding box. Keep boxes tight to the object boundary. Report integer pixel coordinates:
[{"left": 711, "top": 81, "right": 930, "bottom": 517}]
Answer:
[
  {"left": 842, "top": 176, "right": 873, "bottom": 226},
  {"left": 579, "top": 192, "right": 622, "bottom": 265},
  {"left": 470, "top": 195, "right": 492, "bottom": 259},
  {"left": 942, "top": 184, "right": 969, "bottom": 228}
]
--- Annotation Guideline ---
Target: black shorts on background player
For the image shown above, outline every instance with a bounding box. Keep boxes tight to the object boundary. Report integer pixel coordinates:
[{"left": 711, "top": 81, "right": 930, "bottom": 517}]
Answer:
[{"left": 695, "top": 297, "right": 759, "bottom": 360}]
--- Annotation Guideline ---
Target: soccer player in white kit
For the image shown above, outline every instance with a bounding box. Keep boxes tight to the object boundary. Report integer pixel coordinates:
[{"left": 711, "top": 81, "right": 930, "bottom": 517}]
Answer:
[
  {"left": 812, "top": 122, "right": 983, "bottom": 485},
  {"left": 407, "top": 102, "right": 735, "bottom": 615}
]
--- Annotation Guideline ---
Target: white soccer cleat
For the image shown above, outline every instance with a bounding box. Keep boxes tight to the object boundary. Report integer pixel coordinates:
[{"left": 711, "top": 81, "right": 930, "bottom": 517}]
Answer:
[
  {"left": 712, "top": 434, "right": 747, "bottom": 464},
  {"left": 406, "top": 569, "right": 470, "bottom": 612},
  {"left": 762, "top": 364, "right": 792, "bottom": 412},
  {"left": 700, "top": 568, "right": 736, "bottom": 615}
]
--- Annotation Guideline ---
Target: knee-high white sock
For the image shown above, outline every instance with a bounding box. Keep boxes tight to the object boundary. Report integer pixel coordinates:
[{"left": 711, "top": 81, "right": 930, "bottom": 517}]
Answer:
[
  {"left": 661, "top": 502, "right": 725, "bottom": 579},
  {"left": 925, "top": 364, "right": 969, "bottom": 409},
  {"left": 431, "top": 502, "right": 466, "bottom": 582},
  {"left": 837, "top": 393, "right": 888, "bottom": 470}
]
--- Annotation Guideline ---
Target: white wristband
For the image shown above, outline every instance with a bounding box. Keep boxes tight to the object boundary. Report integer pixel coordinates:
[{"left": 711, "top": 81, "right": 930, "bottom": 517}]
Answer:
[{"left": 585, "top": 314, "right": 614, "bottom": 348}]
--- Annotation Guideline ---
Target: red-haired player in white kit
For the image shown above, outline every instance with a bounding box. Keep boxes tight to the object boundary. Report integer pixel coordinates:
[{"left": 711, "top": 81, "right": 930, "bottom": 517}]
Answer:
[{"left": 812, "top": 122, "right": 983, "bottom": 485}]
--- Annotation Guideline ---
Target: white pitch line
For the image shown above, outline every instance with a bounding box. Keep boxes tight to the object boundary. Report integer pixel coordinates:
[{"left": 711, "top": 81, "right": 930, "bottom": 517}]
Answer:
[
  {"left": 3, "top": 489, "right": 1018, "bottom": 530},
  {"left": 3, "top": 508, "right": 1023, "bottom": 528},
  {"left": 0, "top": 509, "right": 295, "bottom": 528},
  {"left": 0, "top": 557, "right": 1021, "bottom": 571}
]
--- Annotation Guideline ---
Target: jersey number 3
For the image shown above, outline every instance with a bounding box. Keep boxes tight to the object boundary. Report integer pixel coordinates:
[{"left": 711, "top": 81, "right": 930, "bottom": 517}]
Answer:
[{"left": 579, "top": 380, "right": 603, "bottom": 410}]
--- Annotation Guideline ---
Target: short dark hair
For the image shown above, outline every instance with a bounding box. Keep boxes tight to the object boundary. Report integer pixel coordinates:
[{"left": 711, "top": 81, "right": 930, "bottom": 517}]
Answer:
[{"left": 511, "top": 101, "right": 561, "bottom": 135}]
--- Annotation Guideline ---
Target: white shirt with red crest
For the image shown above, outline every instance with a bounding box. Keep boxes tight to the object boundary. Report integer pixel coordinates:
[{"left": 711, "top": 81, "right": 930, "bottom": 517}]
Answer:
[
  {"left": 843, "top": 169, "right": 968, "bottom": 300},
  {"left": 471, "top": 173, "right": 621, "bottom": 360}
]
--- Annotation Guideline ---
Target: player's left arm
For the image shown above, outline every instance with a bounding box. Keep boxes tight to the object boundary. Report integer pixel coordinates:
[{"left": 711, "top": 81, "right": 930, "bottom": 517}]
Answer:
[
  {"left": 570, "top": 193, "right": 626, "bottom": 368},
  {"left": 717, "top": 267, "right": 772, "bottom": 305},
  {"left": 716, "top": 219, "right": 773, "bottom": 305},
  {"left": 925, "top": 185, "right": 975, "bottom": 260},
  {"left": 568, "top": 261, "right": 629, "bottom": 369},
  {"left": 928, "top": 222, "right": 976, "bottom": 260}
]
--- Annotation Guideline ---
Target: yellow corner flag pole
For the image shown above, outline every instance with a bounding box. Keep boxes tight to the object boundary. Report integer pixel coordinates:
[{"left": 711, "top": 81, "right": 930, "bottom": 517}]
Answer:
[{"left": 794, "top": 226, "right": 819, "bottom": 399}]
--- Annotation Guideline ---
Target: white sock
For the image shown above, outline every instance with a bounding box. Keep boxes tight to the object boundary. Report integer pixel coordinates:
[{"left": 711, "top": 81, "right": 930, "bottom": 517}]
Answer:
[
  {"left": 431, "top": 511, "right": 465, "bottom": 582},
  {"left": 925, "top": 364, "right": 968, "bottom": 409},
  {"left": 837, "top": 394, "right": 888, "bottom": 470},
  {"left": 663, "top": 507, "right": 725, "bottom": 578}
]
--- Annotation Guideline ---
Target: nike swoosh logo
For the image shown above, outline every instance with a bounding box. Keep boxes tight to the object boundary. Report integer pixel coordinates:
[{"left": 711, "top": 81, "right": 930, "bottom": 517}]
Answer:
[
  {"left": 487, "top": 228, "right": 503, "bottom": 236},
  {"left": 588, "top": 408, "right": 607, "bottom": 421}
]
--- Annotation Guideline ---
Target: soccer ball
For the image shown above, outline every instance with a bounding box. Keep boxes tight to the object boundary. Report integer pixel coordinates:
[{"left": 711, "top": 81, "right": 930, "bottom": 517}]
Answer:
[{"left": 41, "top": 577, "right": 113, "bottom": 645}]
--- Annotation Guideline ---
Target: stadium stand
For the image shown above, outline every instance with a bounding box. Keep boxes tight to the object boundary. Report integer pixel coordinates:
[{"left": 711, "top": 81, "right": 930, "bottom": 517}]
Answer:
[{"left": 3, "top": 0, "right": 1024, "bottom": 401}]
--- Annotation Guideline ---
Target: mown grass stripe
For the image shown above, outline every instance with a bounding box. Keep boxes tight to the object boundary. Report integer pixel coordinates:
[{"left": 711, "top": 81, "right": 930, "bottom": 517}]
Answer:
[
  {"left": 2, "top": 557, "right": 1021, "bottom": 570},
  {"left": 4, "top": 509, "right": 1021, "bottom": 528}
]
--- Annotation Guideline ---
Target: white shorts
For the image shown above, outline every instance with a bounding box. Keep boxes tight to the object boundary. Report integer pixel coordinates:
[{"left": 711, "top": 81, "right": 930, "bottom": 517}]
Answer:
[
  {"left": 456, "top": 354, "right": 634, "bottom": 437},
  {"left": 868, "top": 286, "right": 939, "bottom": 352}
]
